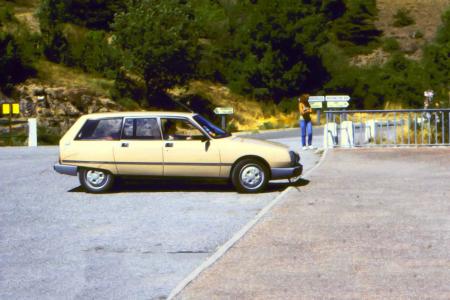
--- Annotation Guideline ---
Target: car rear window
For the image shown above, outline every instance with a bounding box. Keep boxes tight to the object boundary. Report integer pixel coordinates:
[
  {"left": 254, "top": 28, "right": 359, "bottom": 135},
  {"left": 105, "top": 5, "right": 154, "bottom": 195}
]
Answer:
[
  {"left": 76, "top": 118, "right": 123, "bottom": 140},
  {"left": 122, "top": 118, "right": 161, "bottom": 140}
]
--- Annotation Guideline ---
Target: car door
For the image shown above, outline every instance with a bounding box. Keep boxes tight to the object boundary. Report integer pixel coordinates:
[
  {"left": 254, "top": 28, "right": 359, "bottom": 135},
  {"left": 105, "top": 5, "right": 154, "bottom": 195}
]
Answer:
[
  {"left": 113, "top": 117, "right": 164, "bottom": 176},
  {"left": 160, "top": 117, "right": 221, "bottom": 177}
]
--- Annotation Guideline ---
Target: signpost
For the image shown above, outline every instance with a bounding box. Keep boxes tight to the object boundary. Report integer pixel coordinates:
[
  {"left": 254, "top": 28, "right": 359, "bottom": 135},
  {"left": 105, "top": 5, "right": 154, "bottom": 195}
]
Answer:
[
  {"left": 325, "top": 95, "right": 350, "bottom": 108},
  {"left": 308, "top": 96, "right": 325, "bottom": 109},
  {"left": 308, "top": 96, "right": 325, "bottom": 125},
  {"left": 214, "top": 107, "right": 234, "bottom": 129}
]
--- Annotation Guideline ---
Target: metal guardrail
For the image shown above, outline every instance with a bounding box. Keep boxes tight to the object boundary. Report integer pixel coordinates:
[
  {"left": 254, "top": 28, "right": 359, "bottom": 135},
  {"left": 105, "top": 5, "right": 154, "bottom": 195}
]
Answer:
[{"left": 324, "top": 109, "right": 450, "bottom": 148}]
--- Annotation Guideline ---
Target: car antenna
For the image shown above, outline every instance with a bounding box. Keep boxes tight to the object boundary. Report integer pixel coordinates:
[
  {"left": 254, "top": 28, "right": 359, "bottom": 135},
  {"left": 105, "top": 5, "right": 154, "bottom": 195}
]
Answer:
[{"left": 170, "top": 97, "right": 195, "bottom": 113}]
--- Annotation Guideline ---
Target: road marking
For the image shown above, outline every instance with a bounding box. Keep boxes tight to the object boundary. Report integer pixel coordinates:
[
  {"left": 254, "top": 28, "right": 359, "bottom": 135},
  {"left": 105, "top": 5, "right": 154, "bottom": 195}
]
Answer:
[{"left": 167, "top": 149, "right": 329, "bottom": 299}]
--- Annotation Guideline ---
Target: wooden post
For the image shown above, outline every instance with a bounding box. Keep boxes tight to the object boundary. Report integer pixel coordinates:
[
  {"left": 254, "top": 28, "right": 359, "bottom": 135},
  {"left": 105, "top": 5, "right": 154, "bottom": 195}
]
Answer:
[{"left": 8, "top": 104, "right": 12, "bottom": 146}]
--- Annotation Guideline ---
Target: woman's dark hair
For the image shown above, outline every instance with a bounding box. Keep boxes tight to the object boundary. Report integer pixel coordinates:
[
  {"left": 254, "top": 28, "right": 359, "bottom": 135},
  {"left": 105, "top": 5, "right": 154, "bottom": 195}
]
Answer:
[{"left": 299, "top": 94, "right": 310, "bottom": 106}]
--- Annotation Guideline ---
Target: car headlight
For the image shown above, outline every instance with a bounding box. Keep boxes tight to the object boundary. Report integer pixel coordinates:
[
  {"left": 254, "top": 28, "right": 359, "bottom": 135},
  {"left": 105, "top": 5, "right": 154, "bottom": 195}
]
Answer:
[{"left": 289, "top": 150, "right": 300, "bottom": 166}]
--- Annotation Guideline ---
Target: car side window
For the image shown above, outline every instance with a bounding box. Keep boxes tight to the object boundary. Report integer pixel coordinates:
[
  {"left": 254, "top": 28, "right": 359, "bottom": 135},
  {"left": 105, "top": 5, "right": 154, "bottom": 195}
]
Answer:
[
  {"left": 161, "top": 118, "right": 205, "bottom": 141},
  {"left": 76, "top": 118, "right": 123, "bottom": 140},
  {"left": 121, "top": 118, "right": 161, "bottom": 140}
]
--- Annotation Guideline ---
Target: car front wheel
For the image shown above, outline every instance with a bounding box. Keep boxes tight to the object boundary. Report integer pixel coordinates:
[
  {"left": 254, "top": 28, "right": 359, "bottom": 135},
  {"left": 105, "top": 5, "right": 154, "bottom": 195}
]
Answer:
[
  {"left": 79, "top": 168, "right": 114, "bottom": 193},
  {"left": 231, "top": 159, "right": 269, "bottom": 193}
]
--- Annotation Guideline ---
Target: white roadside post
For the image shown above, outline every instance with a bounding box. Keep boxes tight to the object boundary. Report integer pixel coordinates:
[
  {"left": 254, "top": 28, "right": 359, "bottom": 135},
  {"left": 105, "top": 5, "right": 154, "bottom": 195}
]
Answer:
[
  {"left": 28, "top": 118, "right": 37, "bottom": 147},
  {"left": 340, "top": 121, "right": 354, "bottom": 147},
  {"left": 325, "top": 95, "right": 351, "bottom": 148},
  {"left": 323, "top": 122, "right": 337, "bottom": 148},
  {"left": 365, "top": 119, "right": 377, "bottom": 144}
]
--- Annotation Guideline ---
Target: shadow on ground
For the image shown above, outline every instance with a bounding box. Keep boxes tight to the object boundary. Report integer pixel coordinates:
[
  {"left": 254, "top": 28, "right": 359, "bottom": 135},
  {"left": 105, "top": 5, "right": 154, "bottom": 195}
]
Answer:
[{"left": 69, "top": 178, "right": 310, "bottom": 194}]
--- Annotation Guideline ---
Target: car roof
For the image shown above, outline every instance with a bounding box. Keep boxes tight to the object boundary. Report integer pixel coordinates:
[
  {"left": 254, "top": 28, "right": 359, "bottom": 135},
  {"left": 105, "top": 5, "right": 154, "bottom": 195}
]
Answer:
[{"left": 82, "top": 111, "right": 196, "bottom": 119}]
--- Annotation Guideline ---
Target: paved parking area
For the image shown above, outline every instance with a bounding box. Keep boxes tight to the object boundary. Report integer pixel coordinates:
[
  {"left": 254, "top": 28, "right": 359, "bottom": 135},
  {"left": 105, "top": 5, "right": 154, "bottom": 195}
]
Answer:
[
  {"left": 179, "top": 148, "right": 450, "bottom": 299},
  {"left": 0, "top": 135, "right": 319, "bottom": 299}
]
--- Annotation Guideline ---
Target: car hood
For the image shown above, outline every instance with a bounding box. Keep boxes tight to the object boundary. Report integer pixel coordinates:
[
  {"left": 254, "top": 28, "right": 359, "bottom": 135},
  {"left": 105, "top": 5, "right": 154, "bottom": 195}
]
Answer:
[{"left": 227, "top": 135, "right": 289, "bottom": 150}]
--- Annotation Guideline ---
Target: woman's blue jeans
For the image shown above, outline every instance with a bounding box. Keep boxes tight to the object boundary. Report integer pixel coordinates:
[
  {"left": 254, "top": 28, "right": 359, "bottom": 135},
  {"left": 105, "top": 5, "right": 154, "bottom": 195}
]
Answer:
[{"left": 300, "top": 120, "right": 313, "bottom": 146}]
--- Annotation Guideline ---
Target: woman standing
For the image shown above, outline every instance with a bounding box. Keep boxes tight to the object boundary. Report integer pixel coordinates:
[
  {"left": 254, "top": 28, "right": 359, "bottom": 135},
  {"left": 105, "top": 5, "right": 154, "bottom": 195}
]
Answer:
[{"left": 298, "top": 94, "right": 314, "bottom": 150}]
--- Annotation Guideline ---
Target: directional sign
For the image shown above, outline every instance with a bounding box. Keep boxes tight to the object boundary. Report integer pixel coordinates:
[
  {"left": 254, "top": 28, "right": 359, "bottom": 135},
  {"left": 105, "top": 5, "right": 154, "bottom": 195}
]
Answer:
[
  {"left": 309, "top": 102, "right": 323, "bottom": 109},
  {"left": 308, "top": 96, "right": 324, "bottom": 109},
  {"left": 214, "top": 107, "right": 234, "bottom": 115},
  {"left": 327, "top": 101, "right": 350, "bottom": 108},
  {"left": 308, "top": 96, "right": 325, "bottom": 102},
  {"left": 325, "top": 95, "right": 350, "bottom": 102}
]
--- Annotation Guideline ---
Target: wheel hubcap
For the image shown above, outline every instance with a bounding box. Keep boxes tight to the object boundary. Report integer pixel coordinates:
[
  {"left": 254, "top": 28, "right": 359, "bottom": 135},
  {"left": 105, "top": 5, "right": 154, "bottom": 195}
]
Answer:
[
  {"left": 240, "top": 165, "right": 264, "bottom": 189},
  {"left": 86, "top": 170, "right": 107, "bottom": 187}
]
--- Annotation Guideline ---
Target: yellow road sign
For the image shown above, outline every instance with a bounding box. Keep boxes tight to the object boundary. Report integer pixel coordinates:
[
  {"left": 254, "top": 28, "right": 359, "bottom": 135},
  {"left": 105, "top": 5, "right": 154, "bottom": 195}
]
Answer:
[
  {"left": 2, "top": 103, "right": 10, "bottom": 114},
  {"left": 12, "top": 103, "right": 20, "bottom": 114}
]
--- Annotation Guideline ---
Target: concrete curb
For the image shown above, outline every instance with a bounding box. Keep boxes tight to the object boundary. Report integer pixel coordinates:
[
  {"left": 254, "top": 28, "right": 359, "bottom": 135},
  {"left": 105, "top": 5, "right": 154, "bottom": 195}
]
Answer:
[
  {"left": 167, "top": 150, "right": 329, "bottom": 300},
  {"left": 302, "top": 148, "right": 328, "bottom": 180}
]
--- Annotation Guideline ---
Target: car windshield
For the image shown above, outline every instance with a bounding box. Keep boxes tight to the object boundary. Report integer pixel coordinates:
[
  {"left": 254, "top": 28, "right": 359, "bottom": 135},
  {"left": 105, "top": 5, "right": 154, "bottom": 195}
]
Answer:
[{"left": 193, "top": 115, "right": 230, "bottom": 139}]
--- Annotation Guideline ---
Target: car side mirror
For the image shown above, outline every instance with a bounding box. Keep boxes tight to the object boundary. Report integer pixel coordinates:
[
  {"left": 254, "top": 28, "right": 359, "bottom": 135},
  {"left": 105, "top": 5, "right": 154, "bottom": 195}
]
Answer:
[{"left": 201, "top": 136, "right": 210, "bottom": 143}]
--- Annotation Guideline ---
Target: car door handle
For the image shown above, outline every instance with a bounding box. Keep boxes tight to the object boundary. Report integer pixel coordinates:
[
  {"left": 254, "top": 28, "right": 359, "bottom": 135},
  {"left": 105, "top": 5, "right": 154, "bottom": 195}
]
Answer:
[
  {"left": 121, "top": 142, "right": 129, "bottom": 147},
  {"left": 165, "top": 142, "right": 173, "bottom": 148}
]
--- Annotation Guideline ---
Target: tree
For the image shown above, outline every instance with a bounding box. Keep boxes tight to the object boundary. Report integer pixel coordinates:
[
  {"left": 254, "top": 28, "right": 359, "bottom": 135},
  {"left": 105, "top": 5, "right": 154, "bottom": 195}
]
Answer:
[
  {"left": 220, "top": 0, "right": 340, "bottom": 101},
  {"left": 332, "top": 0, "right": 381, "bottom": 47},
  {"left": 0, "top": 32, "right": 35, "bottom": 94},
  {"left": 38, "top": 0, "right": 69, "bottom": 63},
  {"left": 64, "top": 0, "right": 126, "bottom": 30},
  {"left": 113, "top": 0, "right": 199, "bottom": 105}
]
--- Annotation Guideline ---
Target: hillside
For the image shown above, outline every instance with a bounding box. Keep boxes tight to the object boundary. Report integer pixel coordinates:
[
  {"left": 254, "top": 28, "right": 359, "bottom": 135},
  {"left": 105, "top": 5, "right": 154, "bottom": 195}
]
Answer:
[
  {"left": 0, "top": 0, "right": 449, "bottom": 145},
  {"left": 377, "top": 0, "right": 450, "bottom": 58},
  {"left": 350, "top": 0, "right": 450, "bottom": 66}
]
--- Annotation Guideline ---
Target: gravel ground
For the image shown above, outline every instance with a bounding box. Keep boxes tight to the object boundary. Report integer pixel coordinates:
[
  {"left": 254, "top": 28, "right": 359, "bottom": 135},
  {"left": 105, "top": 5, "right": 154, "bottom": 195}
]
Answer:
[
  {"left": 179, "top": 148, "right": 450, "bottom": 299},
  {"left": 0, "top": 135, "right": 320, "bottom": 300}
]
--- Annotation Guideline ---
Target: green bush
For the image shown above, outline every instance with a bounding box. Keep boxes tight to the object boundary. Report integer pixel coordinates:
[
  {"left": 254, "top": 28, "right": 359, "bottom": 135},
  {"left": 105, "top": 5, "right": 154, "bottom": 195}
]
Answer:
[
  {"left": 382, "top": 37, "right": 401, "bottom": 52},
  {"left": 393, "top": 8, "right": 415, "bottom": 27},
  {"left": 0, "top": 4, "right": 15, "bottom": 25},
  {"left": 278, "top": 98, "right": 298, "bottom": 114},
  {"left": 38, "top": 126, "right": 61, "bottom": 145},
  {"left": 259, "top": 121, "right": 274, "bottom": 130},
  {"left": 412, "top": 30, "right": 424, "bottom": 39}
]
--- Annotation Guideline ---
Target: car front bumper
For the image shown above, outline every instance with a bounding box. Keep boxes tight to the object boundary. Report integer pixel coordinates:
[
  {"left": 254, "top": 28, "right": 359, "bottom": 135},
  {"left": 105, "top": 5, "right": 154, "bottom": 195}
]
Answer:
[
  {"left": 54, "top": 163, "right": 78, "bottom": 176},
  {"left": 271, "top": 164, "right": 303, "bottom": 180}
]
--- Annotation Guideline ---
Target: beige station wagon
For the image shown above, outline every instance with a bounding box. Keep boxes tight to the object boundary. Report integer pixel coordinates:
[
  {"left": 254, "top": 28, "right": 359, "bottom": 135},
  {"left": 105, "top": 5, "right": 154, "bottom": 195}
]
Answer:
[{"left": 54, "top": 112, "right": 302, "bottom": 193}]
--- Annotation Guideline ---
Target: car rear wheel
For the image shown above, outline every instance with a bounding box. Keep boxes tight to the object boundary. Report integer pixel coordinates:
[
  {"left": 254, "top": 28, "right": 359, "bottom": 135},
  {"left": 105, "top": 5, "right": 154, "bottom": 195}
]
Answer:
[
  {"left": 231, "top": 159, "right": 269, "bottom": 193},
  {"left": 79, "top": 169, "right": 114, "bottom": 193}
]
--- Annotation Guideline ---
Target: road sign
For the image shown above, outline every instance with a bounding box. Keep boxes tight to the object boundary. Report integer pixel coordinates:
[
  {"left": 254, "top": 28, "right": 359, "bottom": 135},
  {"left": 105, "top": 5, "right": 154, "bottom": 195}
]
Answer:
[
  {"left": 308, "top": 96, "right": 325, "bottom": 102},
  {"left": 309, "top": 102, "right": 323, "bottom": 109},
  {"left": 1, "top": 103, "right": 20, "bottom": 115},
  {"left": 325, "top": 95, "right": 350, "bottom": 102},
  {"left": 12, "top": 103, "right": 20, "bottom": 114},
  {"left": 308, "top": 96, "right": 325, "bottom": 109},
  {"left": 327, "top": 101, "right": 349, "bottom": 108},
  {"left": 214, "top": 107, "right": 234, "bottom": 115},
  {"left": 2, "top": 103, "right": 10, "bottom": 114}
]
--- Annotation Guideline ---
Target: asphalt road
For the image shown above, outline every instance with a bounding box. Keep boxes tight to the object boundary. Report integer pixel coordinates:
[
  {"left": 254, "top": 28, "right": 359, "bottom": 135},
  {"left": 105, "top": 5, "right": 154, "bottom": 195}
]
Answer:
[
  {"left": 0, "top": 134, "right": 320, "bottom": 300},
  {"left": 240, "top": 126, "right": 323, "bottom": 140}
]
